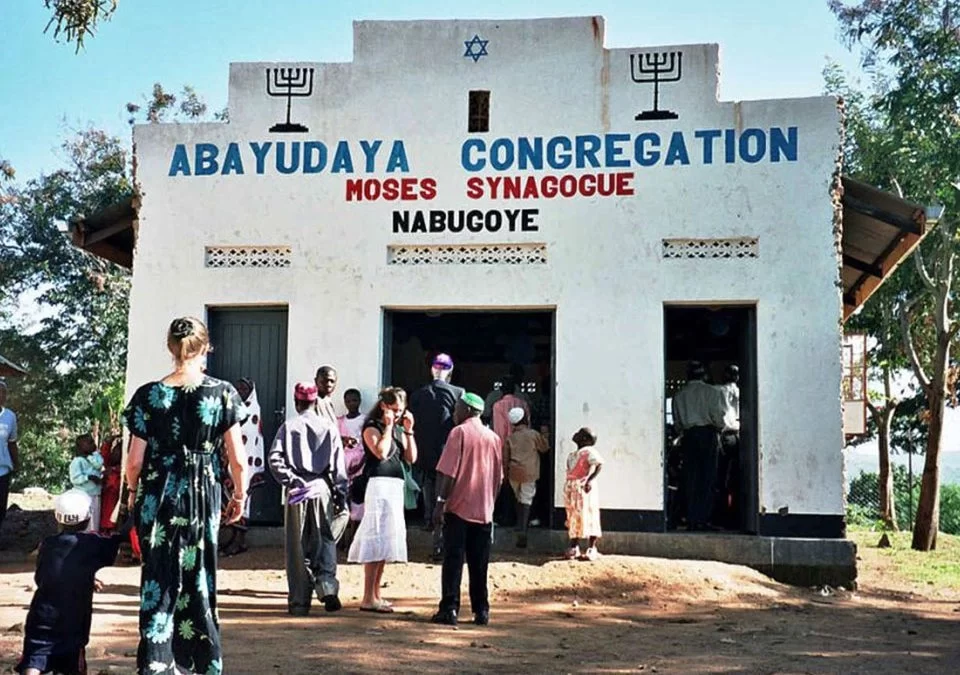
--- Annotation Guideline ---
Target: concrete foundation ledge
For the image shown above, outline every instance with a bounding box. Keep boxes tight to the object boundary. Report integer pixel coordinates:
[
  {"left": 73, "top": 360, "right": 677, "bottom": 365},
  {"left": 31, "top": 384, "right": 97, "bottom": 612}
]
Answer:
[{"left": 245, "top": 526, "right": 857, "bottom": 589}]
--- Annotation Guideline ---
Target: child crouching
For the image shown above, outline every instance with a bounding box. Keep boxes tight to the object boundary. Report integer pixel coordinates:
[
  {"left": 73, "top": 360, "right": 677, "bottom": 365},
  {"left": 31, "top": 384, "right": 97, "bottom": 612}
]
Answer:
[
  {"left": 16, "top": 489, "right": 131, "bottom": 675},
  {"left": 563, "top": 427, "right": 603, "bottom": 561}
]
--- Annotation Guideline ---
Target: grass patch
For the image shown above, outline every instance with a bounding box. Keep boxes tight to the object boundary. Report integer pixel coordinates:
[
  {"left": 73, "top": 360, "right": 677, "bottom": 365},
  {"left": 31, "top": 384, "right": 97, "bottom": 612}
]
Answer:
[{"left": 850, "top": 528, "right": 960, "bottom": 590}]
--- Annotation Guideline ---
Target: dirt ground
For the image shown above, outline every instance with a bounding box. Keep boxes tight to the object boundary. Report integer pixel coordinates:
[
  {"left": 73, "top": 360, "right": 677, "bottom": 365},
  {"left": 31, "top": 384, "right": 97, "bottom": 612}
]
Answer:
[{"left": 1, "top": 497, "right": 958, "bottom": 674}]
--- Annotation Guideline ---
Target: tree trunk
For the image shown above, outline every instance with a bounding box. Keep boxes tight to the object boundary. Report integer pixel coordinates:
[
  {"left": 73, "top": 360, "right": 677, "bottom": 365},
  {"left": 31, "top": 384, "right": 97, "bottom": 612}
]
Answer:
[
  {"left": 877, "top": 405, "right": 898, "bottom": 531},
  {"left": 912, "top": 338, "right": 949, "bottom": 551}
]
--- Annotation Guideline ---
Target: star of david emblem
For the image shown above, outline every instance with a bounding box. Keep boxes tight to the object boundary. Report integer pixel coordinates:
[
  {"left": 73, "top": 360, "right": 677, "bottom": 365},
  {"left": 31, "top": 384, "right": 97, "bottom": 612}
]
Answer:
[{"left": 463, "top": 34, "right": 489, "bottom": 63}]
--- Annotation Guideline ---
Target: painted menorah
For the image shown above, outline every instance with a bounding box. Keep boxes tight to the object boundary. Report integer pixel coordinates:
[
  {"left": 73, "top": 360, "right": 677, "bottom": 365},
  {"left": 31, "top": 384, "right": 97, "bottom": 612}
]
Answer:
[
  {"left": 630, "top": 51, "right": 683, "bottom": 121},
  {"left": 266, "top": 67, "right": 315, "bottom": 133}
]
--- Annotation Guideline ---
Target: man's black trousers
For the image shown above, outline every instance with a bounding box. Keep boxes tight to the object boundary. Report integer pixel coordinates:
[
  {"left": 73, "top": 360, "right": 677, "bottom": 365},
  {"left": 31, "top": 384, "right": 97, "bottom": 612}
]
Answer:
[
  {"left": 682, "top": 425, "right": 721, "bottom": 529},
  {"left": 439, "top": 513, "right": 491, "bottom": 616}
]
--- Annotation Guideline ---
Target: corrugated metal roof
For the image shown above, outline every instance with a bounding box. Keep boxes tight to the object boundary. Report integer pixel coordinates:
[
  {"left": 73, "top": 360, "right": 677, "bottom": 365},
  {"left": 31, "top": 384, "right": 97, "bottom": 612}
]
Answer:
[
  {"left": 841, "top": 177, "right": 934, "bottom": 321},
  {"left": 0, "top": 353, "right": 27, "bottom": 377}
]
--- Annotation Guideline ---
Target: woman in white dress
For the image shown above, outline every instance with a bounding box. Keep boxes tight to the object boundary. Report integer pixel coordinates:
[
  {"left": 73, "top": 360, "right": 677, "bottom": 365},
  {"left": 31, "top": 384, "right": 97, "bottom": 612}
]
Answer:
[{"left": 348, "top": 387, "right": 417, "bottom": 612}]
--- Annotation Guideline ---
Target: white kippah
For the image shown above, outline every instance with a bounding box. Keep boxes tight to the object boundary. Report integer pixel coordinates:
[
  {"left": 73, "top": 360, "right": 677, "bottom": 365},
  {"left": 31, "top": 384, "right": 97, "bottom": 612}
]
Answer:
[
  {"left": 55, "top": 489, "right": 92, "bottom": 525},
  {"left": 508, "top": 407, "right": 525, "bottom": 425}
]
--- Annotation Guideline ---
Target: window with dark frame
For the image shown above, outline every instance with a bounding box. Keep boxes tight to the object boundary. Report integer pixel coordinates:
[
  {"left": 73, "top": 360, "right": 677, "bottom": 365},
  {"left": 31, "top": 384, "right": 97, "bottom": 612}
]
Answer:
[{"left": 468, "top": 90, "right": 490, "bottom": 132}]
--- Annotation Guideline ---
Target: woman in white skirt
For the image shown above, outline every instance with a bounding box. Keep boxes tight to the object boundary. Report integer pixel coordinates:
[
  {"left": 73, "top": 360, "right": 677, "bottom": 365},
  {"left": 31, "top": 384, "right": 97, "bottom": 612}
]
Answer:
[{"left": 348, "top": 387, "right": 417, "bottom": 612}]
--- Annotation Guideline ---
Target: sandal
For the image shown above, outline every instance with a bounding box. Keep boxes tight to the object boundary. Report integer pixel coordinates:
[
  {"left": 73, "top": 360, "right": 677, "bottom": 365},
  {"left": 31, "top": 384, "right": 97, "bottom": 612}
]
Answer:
[{"left": 360, "top": 601, "right": 394, "bottom": 613}]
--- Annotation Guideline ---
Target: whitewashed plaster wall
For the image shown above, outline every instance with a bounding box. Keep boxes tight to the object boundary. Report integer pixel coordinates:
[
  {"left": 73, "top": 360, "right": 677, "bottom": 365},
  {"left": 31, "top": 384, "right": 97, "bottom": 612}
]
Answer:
[{"left": 128, "top": 16, "right": 844, "bottom": 518}]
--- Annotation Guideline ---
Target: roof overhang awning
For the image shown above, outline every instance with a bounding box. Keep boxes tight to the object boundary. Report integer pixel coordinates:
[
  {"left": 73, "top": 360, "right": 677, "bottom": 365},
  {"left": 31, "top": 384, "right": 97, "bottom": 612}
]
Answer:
[
  {"left": 0, "top": 353, "right": 28, "bottom": 378},
  {"left": 68, "top": 194, "right": 137, "bottom": 269},
  {"left": 841, "top": 176, "right": 935, "bottom": 322}
]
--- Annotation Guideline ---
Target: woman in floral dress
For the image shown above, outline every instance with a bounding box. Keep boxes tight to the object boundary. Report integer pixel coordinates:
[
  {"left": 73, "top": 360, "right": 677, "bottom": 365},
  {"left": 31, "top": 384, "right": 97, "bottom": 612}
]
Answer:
[
  {"left": 563, "top": 427, "right": 603, "bottom": 561},
  {"left": 123, "top": 317, "right": 248, "bottom": 675}
]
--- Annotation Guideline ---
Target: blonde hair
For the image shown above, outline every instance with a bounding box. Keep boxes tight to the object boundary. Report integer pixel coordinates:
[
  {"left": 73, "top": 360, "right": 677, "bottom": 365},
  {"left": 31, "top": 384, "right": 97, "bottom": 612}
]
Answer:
[{"left": 166, "top": 316, "right": 210, "bottom": 364}]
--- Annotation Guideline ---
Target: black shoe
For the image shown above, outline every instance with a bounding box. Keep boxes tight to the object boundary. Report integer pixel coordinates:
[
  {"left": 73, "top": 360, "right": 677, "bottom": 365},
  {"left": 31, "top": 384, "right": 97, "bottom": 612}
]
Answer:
[
  {"left": 473, "top": 611, "right": 489, "bottom": 626},
  {"left": 430, "top": 610, "right": 458, "bottom": 626},
  {"left": 322, "top": 595, "right": 342, "bottom": 612},
  {"left": 289, "top": 606, "right": 310, "bottom": 617},
  {"left": 431, "top": 546, "right": 444, "bottom": 562},
  {"left": 516, "top": 533, "right": 528, "bottom": 549}
]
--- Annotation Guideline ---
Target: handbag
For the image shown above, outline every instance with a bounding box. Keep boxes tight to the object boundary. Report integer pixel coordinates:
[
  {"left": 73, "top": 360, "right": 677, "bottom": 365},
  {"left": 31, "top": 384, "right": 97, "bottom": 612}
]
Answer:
[{"left": 401, "top": 461, "right": 421, "bottom": 510}]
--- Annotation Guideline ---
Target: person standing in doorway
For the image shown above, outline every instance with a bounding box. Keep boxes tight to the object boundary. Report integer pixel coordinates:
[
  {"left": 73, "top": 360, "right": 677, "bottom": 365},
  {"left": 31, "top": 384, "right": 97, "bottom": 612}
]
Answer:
[
  {"left": 268, "top": 382, "right": 348, "bottom": 616},
  {"left": 408, "top": 353, "right": 464, "bottom": 560},
  {"left": 490, "top": 374, "right": 529, "bottom": 527},
  {"left": 491, "top": 376, "right": 530, "bottom": 445},
  {"left": 315, "top": 365, "right": 339, "bottom": 426},
  {"left": 431, "top": 393, "right": 503, "bottom": 627},
  {"left": 716, "top": 364, "right": 741, "bottom": 528},
  {"left": 503, "top": 407, "right": 548, "bottom": 548},
  {"left": 0, "top": 380, "right": 19, "bottom": 537},
  {"left": 672, "top": 360, "right": 726, "bottom": 531},
  {"left": 483, "top": 364, "right": 527, "bottom": 426}
]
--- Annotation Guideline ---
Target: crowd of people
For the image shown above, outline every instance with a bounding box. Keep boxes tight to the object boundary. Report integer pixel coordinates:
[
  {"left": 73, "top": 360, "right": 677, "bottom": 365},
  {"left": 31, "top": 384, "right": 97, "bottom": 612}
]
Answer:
[{"left": 10, "top": 316, "right": 606, "bottom": 675}]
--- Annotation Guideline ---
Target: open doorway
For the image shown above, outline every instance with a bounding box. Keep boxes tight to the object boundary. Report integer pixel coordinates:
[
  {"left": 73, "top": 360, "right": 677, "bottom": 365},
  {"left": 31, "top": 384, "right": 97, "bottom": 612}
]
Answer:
[
  {"left": 384, "top": 309, "right": 555, "bottom": 528},
  {"left": 664, "top": 305, "right": 758, "bottom": 534}
]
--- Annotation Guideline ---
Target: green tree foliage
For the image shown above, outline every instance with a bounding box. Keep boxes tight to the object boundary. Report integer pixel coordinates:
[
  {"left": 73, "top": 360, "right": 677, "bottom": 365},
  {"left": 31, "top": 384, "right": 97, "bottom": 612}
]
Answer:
[
  {"left": 43, "top": 0, "right": 118, "bottom": 52},
  {"left": 831, "top": 0, "right": 960, "bottom": 550},
  {"left": 825, "top": 61, "right": 920, "bottom": 530},
  {"left": 126, "top": 84, "right": 227, "bottom": 126},
  {"left": 1, "top": 84, "right": 221, "bottom": 491},
  {"left": 0, "top": 129, "right": 132, "bottom": 491}
]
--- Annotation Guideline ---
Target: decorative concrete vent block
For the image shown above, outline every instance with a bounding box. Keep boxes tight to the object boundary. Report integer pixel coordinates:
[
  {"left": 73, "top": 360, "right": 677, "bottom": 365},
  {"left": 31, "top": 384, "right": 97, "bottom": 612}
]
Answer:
[
  {"left": 661, "top": 237, "right": 759, "bottom": 260},
  {"left": 387, "top": 243, "right": 548, "bottom": 266},
  {"left": 204, "top": 246, "right": 292, "bottom": 268}
]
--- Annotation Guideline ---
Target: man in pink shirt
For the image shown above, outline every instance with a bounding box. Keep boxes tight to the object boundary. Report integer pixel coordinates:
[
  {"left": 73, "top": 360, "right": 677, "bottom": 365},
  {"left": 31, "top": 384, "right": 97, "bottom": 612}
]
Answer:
[{"left": 430, "top": 392, "right": 503, "bottom": 627}]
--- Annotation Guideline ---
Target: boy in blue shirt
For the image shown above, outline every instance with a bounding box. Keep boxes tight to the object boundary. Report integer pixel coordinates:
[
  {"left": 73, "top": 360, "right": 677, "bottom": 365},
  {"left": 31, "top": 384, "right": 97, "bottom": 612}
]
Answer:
[
  {"left": 16, "top": 489, "right": 131, "bottom": 675},
  {"left": 68, "top": 435, "right": 102, "bottom": 532},
  {"left": 0, "top": 380, "right": 20, "bottom": 535}
]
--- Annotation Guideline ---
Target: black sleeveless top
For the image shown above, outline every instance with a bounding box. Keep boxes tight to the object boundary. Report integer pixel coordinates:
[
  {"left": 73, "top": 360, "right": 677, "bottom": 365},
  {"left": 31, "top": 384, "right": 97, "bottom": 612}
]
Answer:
[{"left": 363, "top": 418, "right": 404, "bottom": 480}]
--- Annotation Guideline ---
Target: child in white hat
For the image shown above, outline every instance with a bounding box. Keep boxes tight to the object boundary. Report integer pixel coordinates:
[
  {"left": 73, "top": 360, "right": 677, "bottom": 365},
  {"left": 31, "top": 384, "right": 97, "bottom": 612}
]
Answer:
[
  {"left": 16, "top": 489, "right": 132, "bottom": 675},
  {"left": 503, "top": 407, "right": 548, "bottom": 548}
]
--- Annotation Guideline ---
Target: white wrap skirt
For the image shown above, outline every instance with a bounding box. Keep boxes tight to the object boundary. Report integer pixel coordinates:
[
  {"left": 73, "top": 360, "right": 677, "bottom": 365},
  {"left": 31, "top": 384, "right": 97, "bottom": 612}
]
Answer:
[{"left": 347, "top": 476, "right": 407, "bottom": 563}]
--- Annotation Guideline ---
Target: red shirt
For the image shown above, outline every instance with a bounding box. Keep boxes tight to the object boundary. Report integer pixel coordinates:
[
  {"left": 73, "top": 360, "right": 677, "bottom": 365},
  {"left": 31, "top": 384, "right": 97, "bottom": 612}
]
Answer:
[{"left": 436, "top": 417, "right": 503, "bottom": 524}]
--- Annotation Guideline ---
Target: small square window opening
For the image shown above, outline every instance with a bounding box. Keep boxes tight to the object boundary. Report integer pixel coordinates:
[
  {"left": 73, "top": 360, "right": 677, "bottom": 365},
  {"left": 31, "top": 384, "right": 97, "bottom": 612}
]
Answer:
[{"left": 469, "top": 90, "right": 490, "bottom": 133}]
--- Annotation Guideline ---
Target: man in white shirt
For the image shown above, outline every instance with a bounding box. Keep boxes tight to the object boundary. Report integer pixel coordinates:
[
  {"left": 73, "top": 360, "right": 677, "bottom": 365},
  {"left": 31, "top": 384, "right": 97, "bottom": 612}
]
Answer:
[
  {"left": 0, "top": 381, "right": 20, "bottom": 536},
  {"left": 672, "top": 361, "right": 725, "bottom": 531}
]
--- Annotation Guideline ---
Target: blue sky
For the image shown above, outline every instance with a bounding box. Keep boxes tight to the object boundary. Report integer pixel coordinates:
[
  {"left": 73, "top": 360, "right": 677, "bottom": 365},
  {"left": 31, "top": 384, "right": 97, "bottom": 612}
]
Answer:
[{"left": 0, "top": 0, "right": 860, "bottom": 181}]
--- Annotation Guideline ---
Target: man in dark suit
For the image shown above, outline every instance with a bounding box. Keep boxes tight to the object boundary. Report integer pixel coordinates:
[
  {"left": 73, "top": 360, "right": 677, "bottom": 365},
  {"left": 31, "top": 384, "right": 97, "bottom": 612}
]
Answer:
[{"left": 409, "top": 353, "right": 464, "bottom": 560}]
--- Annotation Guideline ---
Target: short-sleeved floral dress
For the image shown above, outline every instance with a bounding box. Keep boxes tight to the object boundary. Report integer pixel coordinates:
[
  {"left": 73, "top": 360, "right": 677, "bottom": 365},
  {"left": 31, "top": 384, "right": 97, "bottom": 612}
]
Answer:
[{"left": 123, "top": 376, "right": 244, "bottom": 675}]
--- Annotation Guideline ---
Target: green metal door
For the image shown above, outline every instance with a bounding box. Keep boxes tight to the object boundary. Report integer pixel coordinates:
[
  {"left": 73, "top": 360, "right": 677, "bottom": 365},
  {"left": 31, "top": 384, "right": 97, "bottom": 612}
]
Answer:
[{"left": 207, "top": 307, "right": 288, "bottom": 525}]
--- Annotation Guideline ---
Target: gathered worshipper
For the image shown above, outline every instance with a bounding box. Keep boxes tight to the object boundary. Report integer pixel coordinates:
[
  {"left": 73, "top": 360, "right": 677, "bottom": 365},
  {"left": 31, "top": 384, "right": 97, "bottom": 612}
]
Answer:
[{"left": 268, "top": 382, "right": 349, "bottom": 615}]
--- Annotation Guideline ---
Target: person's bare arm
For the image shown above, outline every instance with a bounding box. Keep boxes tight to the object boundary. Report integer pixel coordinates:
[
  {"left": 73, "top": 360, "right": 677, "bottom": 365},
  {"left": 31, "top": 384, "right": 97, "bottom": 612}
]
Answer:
[
  {"left": 432, "top": 472, "right": 455, "bottom": 527},
  {"left": 222, "top": 424, "right": 248, "bottom": 524},
  {"left": 124, "top": 436, "right": 147, "bottom": 508},
  {"left": 363, "top": 425, "right": 393, "bottom": 460},
  {"left": 7, "top": 441, "right": 18, "bottom": 474},
  {"left": 400, "top": 411, "right": 418, "bottom": 464},
  {"left": 584, "top": 464, "right": 603, "bottom": 493}
]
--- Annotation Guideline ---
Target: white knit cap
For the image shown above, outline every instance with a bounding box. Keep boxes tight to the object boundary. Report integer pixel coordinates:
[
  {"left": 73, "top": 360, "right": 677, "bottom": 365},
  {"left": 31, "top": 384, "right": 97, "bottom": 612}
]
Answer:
[
  {"left": 55, "top": 489, "right": 92, "bottom": 525},
  {"left": 508, "top": 407, "right": 525, "bottom": 425}
]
